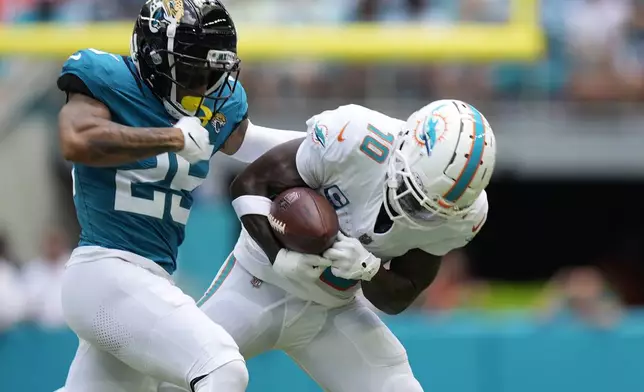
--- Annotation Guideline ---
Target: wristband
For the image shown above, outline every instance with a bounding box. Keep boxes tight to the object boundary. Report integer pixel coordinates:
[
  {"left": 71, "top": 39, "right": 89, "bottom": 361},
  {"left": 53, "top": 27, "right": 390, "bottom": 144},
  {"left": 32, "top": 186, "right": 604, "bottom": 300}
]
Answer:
[{"left": 232, "top": 195, "right": 272, "bottom": 218}]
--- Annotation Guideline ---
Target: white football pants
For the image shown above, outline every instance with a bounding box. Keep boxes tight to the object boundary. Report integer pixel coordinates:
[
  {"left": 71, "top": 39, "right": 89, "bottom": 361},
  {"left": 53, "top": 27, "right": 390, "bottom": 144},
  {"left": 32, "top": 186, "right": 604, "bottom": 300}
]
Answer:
[
  {"left": 60, "top": 246, "right": 247, "bottom": 392},
  {"left": 159, "top": 255, "right": 423, "bottom": 392}
]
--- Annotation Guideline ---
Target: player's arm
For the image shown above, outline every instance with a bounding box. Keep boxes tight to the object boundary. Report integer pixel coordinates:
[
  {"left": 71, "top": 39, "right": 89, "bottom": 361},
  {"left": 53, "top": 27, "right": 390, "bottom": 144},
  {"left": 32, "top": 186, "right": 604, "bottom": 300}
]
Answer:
[
  {"left": 57, "top": 50, "right": 209, "bottom": 166},
  {"left": 212, "top": 80, "right": 303, "bottom": 162},
  {"left": 361, "top": 199, "right": 489, "bottom": 315},
  {"left": 361, "top": 249, "right": 441, "bottom": 315},
  {"left": 229, "top": 138, "right": 307, "bottom": 262},
  {"left": 58, "top": 93, "right": 186, "bottom": 166},
  {"left": 230, "top": 137, "right": 333, "bottom": 281},
  {"left": 218, "top": 118, "right": 305, "bottom": 162},
  {"left": 231, "top": 108, "right": 356, "bottom": 282}
]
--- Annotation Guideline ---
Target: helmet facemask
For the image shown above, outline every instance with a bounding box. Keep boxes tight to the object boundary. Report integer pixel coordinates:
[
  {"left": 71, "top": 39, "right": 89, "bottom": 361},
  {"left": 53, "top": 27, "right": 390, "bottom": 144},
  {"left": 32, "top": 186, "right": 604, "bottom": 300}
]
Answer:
[
  {"left": 382, "top": 99, "right": 495, "bottom": 231},
  {"left": 160, "top": 41, "right": 240, "bottom": 119},
  {"left": 132, "top": 0, "right": 241, "bottom": 122},
  {"left": 383, "top": 131, "right": 471, "bottom": 231}
]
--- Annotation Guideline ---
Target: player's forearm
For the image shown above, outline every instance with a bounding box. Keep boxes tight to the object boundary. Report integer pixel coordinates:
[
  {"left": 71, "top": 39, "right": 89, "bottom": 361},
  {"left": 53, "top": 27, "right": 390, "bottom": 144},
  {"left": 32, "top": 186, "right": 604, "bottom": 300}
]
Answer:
[
  {"left": 239, "top": 216, "right": 282, "bottom": 263},
  {"left": 61, "top": 119, "right": 184, "bottom": 166},
  {"left": 230, "top": 138, "right": 307, "bottom": 263},
  {"left": 226, "top": 121, "right": 305, "bottom": 163},
  {"left": 231, "top": 173, "right": 290, "bottom": 264},
  {"left": 362, "top": 268, "right": 418, "bottom": 315}
]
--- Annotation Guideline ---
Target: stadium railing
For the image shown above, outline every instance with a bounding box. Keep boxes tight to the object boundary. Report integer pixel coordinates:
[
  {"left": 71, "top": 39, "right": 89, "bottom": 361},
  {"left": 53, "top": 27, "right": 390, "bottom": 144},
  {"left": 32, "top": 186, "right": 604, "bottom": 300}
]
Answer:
[{"left": 3, "top": 311, "right": 644, "bottom": 392}]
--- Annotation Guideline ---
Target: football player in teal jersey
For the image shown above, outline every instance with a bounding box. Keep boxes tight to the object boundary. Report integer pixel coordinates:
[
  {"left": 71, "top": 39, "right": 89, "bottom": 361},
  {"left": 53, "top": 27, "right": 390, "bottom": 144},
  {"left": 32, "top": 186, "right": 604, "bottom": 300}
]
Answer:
[{"left": 56, "top": 1, "right": 302, "bottom": 391}]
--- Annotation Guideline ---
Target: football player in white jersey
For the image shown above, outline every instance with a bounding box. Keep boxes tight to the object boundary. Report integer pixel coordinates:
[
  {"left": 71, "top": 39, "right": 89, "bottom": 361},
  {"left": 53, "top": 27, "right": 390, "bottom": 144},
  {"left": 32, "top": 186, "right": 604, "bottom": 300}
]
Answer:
[{"left": 158, "top": 100, "right": 495, "bottom": 392}]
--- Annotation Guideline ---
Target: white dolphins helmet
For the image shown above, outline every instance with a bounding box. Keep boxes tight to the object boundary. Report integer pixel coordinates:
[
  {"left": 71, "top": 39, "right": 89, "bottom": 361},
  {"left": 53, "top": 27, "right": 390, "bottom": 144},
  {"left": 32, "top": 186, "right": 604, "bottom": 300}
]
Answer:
[{"left": 384, "top": 99, "right": 496, "bottom": 229}]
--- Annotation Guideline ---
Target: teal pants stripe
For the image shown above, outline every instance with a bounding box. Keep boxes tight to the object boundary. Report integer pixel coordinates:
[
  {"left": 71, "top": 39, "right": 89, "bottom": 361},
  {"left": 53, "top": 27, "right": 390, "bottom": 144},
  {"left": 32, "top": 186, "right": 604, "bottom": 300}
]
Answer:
[{"left": 197, "top": 254, "right": 236, "bottom": 307}]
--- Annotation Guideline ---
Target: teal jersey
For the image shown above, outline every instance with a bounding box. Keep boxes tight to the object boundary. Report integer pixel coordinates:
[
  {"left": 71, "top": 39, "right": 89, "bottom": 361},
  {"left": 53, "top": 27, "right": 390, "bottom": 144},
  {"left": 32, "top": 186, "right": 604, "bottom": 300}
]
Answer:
[{"left": 59, "top": 48, "right": 248, "bottom": 274}]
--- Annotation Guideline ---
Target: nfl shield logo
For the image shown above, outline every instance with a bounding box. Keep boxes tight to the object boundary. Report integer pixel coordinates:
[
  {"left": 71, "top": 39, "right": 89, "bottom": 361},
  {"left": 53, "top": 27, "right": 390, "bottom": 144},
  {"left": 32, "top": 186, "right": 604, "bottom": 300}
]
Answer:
[
  {"left": 359, "top": 234, "right": 373, "bottom": 245},
  {"left": 250, "top": 276, "right": 263, "bottom": 288}
]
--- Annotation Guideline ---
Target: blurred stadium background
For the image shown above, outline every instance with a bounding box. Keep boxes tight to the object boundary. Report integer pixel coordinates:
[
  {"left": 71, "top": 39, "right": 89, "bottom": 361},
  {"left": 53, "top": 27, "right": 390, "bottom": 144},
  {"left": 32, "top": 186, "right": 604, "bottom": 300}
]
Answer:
[{"left": 2, "top": 0, "right": 644, "bottom": 390}]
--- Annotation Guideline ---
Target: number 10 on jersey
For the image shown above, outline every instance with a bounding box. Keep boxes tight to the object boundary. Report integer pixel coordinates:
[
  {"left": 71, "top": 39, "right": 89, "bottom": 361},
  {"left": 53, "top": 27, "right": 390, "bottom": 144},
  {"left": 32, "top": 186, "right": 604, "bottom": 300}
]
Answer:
[{"left": 359, "top": 124, "right": 394, "bottom": 164}]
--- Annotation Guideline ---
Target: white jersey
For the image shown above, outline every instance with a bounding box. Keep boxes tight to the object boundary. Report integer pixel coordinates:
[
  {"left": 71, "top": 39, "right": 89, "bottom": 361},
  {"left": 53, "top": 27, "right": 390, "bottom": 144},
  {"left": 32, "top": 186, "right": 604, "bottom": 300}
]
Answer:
[{"left": 233, "top": 105, "right": 488, "bottom": 308}]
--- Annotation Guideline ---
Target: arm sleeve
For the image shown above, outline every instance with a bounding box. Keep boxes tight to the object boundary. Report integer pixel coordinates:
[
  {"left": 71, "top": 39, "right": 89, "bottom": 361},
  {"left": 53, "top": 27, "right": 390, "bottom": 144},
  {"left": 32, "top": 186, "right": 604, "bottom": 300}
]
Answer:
[
  {"left": 227, "top": 121, "right": 305, "bottom": 163},
  {"left": 57, "top": 74, "right": 94, "bottom": 99}
]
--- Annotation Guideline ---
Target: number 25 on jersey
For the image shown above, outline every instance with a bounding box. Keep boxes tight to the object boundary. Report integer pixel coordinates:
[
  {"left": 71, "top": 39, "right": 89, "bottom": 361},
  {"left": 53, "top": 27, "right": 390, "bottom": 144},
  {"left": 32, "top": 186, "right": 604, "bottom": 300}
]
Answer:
[
  {"left": 113, "top": 153, "right": 209, "bottom": 225},
  {"left": 72, "top": 153, "right": 210, "bottom": 226},
  {"left": 359, "top": 124, "right": 394, "bottom": 164}
]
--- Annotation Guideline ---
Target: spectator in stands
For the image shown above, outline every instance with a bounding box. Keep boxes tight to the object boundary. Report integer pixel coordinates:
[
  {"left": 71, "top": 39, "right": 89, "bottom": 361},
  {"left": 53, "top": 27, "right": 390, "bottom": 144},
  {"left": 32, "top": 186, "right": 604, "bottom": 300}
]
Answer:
[
  {"left": 564, "top": 0, "right": 637, "bottom": 100},
  {"left": 490, "top": 0, "right": 570, "bottom": 99},
  {"left": 0, "top": 233, "right": 27, "bottom": 332},
  {"left": 22, "top": 227, "right": 70, "bottom": 328},
  {"left": 537, "top": 266, "right": 623, "bottom": 328},
  {"left": 622, "top": 0, "right": 644, "bottom": 99},
  {"left": 418, "top": 250, "right": 489, "bottom": 312}
]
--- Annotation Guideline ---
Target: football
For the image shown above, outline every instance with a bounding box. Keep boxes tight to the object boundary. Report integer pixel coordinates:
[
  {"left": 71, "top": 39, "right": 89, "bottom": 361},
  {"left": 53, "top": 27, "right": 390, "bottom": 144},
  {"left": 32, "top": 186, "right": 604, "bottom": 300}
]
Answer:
[{"left": 268, "top": 187, "right": 339, "bottom": 254}]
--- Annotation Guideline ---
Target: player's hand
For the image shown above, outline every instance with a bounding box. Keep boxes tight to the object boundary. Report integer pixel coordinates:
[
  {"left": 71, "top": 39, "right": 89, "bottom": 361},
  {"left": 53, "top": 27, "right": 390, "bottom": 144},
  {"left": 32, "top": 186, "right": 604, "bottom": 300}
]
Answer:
[
  {"left": 175, "top": 116, "right": 211, "bottom": 163},
  {"left": 323, "top": 232, "right": 381, "bottom": 281},
  {"left": 273, "top": 249, "right": 332, "bottom": 282}
]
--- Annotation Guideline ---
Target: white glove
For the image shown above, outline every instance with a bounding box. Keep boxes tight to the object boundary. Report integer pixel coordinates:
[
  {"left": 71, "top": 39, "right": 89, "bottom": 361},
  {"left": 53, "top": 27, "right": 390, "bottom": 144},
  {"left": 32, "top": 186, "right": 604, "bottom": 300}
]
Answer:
[
  {"left": 273, "top": 249, "right": 332, "bottom": 282},
  {"left": 323, "top": 232, "right": 381, "bottom": 281},
  {"left": 175, "top": 116, "right": 212, "bottom": 163}
]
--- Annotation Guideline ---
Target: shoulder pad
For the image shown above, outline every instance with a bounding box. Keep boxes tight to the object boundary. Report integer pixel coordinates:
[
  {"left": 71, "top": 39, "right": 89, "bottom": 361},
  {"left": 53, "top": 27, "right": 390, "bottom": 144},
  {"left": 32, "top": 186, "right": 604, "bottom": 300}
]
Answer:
[
  {"left": 209, "top": 79, "right": 249, "bottom": 151},
  {"left": 60, "top": 49, "right": 123, "bottom": 98},
  {"left": 469, "top": 191, "right": 489, "bottom": 236},
  {"left": 304, "top": 105, "right": 374, "bottom": 159},
  {"left": 420, "top": 191, "right": 489, "bottom": 256}
]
